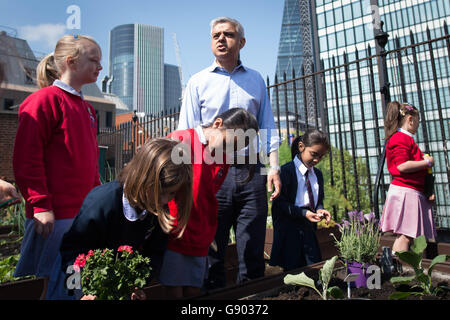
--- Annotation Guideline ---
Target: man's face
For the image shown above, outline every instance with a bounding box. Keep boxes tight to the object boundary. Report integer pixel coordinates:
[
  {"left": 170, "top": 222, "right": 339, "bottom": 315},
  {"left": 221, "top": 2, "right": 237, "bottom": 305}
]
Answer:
[{"left": 211, "top": 22, "right": 245, "bottom": 63}]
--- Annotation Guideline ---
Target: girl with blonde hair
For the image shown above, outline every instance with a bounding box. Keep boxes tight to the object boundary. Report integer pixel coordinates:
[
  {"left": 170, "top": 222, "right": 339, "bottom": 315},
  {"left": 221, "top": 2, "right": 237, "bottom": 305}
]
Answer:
[{"left": 12, "top": 34, "right": 103, "bottom": 298}]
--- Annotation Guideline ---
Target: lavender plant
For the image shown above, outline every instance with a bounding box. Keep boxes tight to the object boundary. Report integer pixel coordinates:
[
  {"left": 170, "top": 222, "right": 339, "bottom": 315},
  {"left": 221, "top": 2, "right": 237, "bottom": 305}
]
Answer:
[{"left": 331, "top": 211, "right": 381, "bottom": 264}]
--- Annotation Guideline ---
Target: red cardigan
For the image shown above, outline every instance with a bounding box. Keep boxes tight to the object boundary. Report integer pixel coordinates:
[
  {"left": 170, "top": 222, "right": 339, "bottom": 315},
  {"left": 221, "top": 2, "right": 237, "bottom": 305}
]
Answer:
[
  {"left": 13, "top": 86, "right": 100, "bottom": 220},
  {"left": 386, "top": 131, "right": 426, "bottom": 193},
  {"left": 167, "top": 129, "right": 229, "bottom": 256}
]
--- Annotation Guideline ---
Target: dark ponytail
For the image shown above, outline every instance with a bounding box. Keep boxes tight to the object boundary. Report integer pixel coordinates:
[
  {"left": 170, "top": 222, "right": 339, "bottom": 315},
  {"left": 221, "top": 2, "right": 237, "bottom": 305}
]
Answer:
[{"left": 291, "top": 129, "right": 330, "bottom": 160}]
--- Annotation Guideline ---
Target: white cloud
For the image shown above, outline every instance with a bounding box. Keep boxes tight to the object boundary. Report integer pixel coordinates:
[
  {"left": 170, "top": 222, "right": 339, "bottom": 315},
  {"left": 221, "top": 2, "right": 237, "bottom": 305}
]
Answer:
[{"left": 18, "top": 23, "right": 67, "bottom": 50}]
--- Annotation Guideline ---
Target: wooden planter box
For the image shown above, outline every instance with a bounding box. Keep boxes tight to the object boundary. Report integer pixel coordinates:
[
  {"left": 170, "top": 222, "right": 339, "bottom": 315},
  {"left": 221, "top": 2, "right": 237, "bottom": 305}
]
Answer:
[
  {"left": 193, "top": 258, "right": 450, "bottom": 300},
  {"left": 0, "top": 277, "right": 48, "bottom": 300},
  {"left": 143, "top": 243, "right": 239, "bottom": 299}
]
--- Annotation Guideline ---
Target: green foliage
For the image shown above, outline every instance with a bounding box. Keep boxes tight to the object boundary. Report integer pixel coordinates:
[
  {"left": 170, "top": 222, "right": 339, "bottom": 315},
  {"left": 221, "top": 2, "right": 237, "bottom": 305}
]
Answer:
[
  {"left": 389, "top": 235, "right": 450, "bottom": 299},
  {"left": 0, "top": 254, "right": 35, "bottom": 284},
  {"left": 0, "top": 197, "right": 26, "bottom": 237},
  {"left": 76, "top": 246, "right": 151, "bottom": 300},
  {"left": 332, "top": 211, "right": 381, "bottom": 264},
  {"left": 284, "top": 255, "right": 344, "bottom": 300},
  {"left": 316, "top": 145, "right": 371, "bottom": 222},
  {"left": 277, "top": 140, "right": 293, "bottom": 166},
  {"left": 0, "top": 255, "right": 19, "bottom": 284}
]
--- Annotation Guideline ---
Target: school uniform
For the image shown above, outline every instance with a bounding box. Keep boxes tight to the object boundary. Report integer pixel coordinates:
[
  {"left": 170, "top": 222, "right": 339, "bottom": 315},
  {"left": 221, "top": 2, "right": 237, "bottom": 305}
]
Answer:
[
  {"left": 13, "top": 80, "right": 100, "bottom": 296},
  {"left": 380, "top": 129, "right": 436, "bottom": 240},
  {"left": 269, "top": 156, "right": 325, "bottom": 271},
  {"left": 46, "top": 180, "right": 167, "bottom": 299},
  {"left": 158, "top": 127, "right": 229, "bottom": 288}
]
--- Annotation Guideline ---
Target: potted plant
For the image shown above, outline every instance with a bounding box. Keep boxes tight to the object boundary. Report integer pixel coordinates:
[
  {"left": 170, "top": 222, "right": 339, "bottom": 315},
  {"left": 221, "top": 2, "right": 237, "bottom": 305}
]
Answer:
[
  {"left": 73, "top": 245, "right": 151, "bottom": 300},
  {"left": 331, "top": 211, "right": 381, "bottom": 288}
]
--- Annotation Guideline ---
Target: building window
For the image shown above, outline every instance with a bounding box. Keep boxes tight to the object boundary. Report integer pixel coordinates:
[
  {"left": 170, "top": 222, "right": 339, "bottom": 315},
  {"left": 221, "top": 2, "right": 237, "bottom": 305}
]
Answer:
[
  {"left": 352, "top": 1, "right": 362, "bottom": 19},
  {"left": 343, "top": 4, "right": 352, "bottom": 22},
  {"left": 335, "top": 7, "right": 343, "bottom": 25},
  {"left": 320, "top": 35, "right": 328, "bottom": 51},
  {"left": 326, "top": 9, "right": 334, "bottom": 26},
  {"left": 24, "top": 68, "right": 35, "bottom": 85},
  {"left": 3, "top": 98, "right": 15, "bottom": 111},
  {"left": 318, "top": 12, "right": 326, "bottom": 29},
  {"left": 106, "top": 111, "right": 113, "bottom": 128}
]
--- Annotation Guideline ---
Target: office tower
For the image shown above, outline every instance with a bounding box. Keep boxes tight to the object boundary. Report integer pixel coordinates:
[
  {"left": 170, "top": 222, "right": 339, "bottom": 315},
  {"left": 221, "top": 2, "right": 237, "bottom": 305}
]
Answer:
[
  {"left": 312, "top": 0, "right": 450, "bottom": 226},
  {"left": 164, "top": 63, "right": 182, "bottom": 113},
  {"left": 109, "top": 23, "right": 164, "bottom": 116},
  {"left": 273, "top": 0, "right": 316, "bottom": 131}
]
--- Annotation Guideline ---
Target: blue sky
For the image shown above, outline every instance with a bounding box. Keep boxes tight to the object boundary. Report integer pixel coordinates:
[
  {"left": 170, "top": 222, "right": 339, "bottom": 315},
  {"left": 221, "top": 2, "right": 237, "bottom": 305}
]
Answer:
[{"left": 0, "top": 0, "right": 284, "bottom": 87}]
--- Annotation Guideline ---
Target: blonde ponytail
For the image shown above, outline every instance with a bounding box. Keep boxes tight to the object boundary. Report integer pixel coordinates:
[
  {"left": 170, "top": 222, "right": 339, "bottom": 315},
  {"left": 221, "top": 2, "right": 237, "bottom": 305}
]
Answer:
[
  {"left": 36, "top": 53, "right": 59, "bottom": 88},
  {"left": 37, "top": 34, "right": 101, "bottom": 88}
]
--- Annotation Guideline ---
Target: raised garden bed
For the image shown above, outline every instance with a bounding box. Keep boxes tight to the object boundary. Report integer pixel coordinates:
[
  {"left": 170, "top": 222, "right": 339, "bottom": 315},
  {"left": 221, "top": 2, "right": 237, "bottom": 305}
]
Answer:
[
  {"left": 0, "top": 277, "right": 48, "bottom": 300},
  {"left": 194, "top": 258, "right": 450, "bottom": 300}
]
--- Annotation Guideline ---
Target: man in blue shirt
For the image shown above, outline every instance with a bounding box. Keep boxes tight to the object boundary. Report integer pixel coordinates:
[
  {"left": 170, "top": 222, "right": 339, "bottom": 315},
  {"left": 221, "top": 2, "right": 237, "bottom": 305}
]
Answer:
[{"left": 177, "top": 16, "right": 281, "bottom": 288}]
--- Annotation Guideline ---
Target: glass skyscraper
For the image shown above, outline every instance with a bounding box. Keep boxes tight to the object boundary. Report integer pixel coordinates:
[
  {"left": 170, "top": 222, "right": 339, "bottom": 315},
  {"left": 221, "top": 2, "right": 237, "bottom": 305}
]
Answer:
[
  {"left": 273, "top": 0, "right": 316, "bottom": 131},
  {"left": 164, "top": 63, "right": 182, "bottom": 113},
  {"left": 109, "top": 24, "right": 164, "bottom": 116},
  {"left": 313, "top": 0, "right": 450, "bottom": 227}
]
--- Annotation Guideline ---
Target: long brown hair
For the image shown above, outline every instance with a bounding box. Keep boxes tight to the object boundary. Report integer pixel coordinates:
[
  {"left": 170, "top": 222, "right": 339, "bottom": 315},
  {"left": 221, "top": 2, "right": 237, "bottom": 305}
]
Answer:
[
  {"left": 118, "top": 138, "right": 193, "bottom": 237},
  {"left": 384, "top": 101, "right": 419, "bottom": 140},
  {"left": 36, "top": 34, "right": 101, "bottom": 88}
]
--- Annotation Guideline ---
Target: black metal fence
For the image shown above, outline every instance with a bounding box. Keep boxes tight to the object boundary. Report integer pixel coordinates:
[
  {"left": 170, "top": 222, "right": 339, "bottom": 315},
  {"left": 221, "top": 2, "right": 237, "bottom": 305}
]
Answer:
[{"left": 98, "top": 23, "right": 450, "bottom": 230}]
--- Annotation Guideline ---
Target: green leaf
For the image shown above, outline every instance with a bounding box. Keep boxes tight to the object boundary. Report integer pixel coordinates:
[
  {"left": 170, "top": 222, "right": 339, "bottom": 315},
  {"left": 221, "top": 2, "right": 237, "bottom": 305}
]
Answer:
[
  {"left": 390, "top": 276, "right": 415, "bottom": 285},
  {"left": 284, "top": 272, "right": 316, "bottom": 289},
  {"left": 389, "top": 291, "right": 413, "bottom": 300},
  {"left": 396, "top": 251, "right": 421, "bottom": 269},
  {"left": 410, "top": 235, "right": 427, "bottom": 255},
  {"left": 284, "top": 272, "right": 323, "bottom": 299},
  {"left": 319, "top": 256, "right": 338, "bottom": 288},
  {"left": 429, "top": 254, "right": 450, "bottom": 277},
  {"left": 327, "top": 286, "right": 345, "bottom": 299}
]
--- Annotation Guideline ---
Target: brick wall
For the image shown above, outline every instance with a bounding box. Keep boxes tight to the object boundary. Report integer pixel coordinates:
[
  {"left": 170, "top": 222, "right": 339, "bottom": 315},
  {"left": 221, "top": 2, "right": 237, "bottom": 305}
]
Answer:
[{"left": 0, "top": 112, "right": 18, "bottom": 181}]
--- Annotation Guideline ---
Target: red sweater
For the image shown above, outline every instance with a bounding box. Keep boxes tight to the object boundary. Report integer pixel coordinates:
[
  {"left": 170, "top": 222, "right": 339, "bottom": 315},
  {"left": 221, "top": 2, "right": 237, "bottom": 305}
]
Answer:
[
  {"left": 386, "top": 131, "right": 426, "bottom": 193},
  {"left": 167, "top": 129, "right": 229, "bottom": 256},
  {"left": 13, "top": 86, "right": 100, "bottom": 220}
]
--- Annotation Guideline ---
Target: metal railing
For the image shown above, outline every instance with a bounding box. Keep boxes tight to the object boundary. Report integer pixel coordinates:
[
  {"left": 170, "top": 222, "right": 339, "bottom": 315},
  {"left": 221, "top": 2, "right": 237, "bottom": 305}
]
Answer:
[{"left": 98, "top": 22, "right": 450, "bottom": 230}]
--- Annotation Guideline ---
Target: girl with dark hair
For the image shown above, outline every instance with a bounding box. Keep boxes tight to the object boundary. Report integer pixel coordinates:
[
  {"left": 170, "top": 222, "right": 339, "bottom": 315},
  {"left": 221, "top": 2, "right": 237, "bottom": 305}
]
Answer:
[
  {"left": 380, "top": 101, "right": 436, "bottom": 254},
  {"left": 269, "top": 129, "right": 331, "bottom": 271},
  {"left": 160, "top": 108, "right": 259, "bottom": 298}
]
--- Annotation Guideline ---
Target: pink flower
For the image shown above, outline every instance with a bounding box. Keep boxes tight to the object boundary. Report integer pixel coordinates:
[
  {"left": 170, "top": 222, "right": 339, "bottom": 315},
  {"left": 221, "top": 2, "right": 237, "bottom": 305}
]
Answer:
[
  {"left": 73, "top": 253, "right": 86, "bottom": 272},
  {"left": 118, "top": 245, "right": 133, "bottom": 254},
  {"left": 86, "top": 250, "right": 94, "bottom": 259}
]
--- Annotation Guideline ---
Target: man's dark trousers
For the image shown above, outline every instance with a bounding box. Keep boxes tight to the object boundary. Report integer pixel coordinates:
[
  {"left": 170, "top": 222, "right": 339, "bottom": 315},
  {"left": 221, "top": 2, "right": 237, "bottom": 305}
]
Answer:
[{"left": 206, "top": 162, "right": 268, "bottom": 289}]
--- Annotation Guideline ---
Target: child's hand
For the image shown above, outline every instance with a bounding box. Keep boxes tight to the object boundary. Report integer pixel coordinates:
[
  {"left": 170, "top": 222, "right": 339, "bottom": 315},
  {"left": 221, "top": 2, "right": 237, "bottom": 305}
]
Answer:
[
  {"left": 317, "top": 209, "right": 331, "bottom": 224},
  {"left": 428, "top": 194, "right": 435, "bottom": 202},
  {"left": 131, "top": 287, "right": 146, "bottom": 300},
  {"left": 80, "top": 294, "right": 97, "bottom": 300},
  {"left": 305, "top": 211, "right": 322, "bottom": 223},
  {"left": 33, "top": 210, "right": 55, "bottom": 238},
  {"left": 424, "top": 154, "right": 434, "bottom": 167}
]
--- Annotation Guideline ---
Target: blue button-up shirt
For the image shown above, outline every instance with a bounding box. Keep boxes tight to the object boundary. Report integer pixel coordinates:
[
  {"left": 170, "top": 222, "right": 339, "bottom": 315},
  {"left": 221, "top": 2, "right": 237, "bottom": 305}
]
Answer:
[{"left": 177, "top": 61, "right": 280, "bottom": 155}]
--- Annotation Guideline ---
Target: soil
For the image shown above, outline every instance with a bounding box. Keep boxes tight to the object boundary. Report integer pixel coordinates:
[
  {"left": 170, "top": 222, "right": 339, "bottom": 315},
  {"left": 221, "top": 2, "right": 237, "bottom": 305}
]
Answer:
[{"left": 259, "top": 266, "right": 450, "bottom": 300}]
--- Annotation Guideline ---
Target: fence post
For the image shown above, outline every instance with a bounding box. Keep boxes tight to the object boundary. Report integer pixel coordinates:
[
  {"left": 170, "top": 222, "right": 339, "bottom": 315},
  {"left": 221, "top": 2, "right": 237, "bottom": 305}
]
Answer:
[
  {"left": 374, "top": 21, "right": 391, "bottom": 115},
  {"left": 373, "top": 21, "right": 391, "bottom": 220}
]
